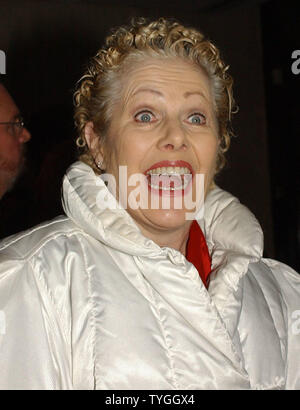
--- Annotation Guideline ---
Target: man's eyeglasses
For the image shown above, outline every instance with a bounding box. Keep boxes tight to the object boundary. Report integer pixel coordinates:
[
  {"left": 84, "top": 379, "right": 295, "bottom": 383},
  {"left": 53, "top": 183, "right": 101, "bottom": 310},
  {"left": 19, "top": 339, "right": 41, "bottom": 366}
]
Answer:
[{"left": 0, "top": 117, "right": 25, "bottom": 137}]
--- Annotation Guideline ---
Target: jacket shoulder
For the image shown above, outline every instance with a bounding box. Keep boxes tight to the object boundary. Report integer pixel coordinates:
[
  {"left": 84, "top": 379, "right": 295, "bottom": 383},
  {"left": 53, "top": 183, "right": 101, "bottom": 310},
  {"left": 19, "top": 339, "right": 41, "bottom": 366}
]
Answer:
[
  {"left": 246, "top": 259, "right": 300, "bottom": 389},
  {"left": 249, "top": 258, "right": 300, "bottom": 305},
  {"left": 246, "top": 258, "right": 300, "bottom": 333},
  {"left": 0, "top": 215, "right": 83, "bottom": 261},
  {"left": 0, "top": 215, "right": 83, "bottom": 389}
]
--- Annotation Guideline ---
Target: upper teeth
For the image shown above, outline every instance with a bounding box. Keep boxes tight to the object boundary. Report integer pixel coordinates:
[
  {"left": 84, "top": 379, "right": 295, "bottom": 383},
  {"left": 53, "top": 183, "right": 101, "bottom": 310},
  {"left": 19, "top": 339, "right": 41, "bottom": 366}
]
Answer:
[{"left": 147, "top": 166, "right": 191, "bottom": 175}]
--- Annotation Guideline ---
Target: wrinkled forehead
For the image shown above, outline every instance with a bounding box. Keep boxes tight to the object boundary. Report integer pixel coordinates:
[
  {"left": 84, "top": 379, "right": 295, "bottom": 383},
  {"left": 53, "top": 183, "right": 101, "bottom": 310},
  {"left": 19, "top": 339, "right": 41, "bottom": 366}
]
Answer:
[
  {"left": 0, "top": 84, "right": 19, "bottom": 121},
  {"left": 121, "top": 57, "right": 212, "bottom": 99}
]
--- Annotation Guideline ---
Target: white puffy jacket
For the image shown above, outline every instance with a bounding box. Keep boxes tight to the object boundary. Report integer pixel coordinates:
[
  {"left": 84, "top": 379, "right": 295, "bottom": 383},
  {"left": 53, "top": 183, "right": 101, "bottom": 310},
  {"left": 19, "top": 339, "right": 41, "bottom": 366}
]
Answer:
[{"left": 0, "top": 161, "right": 299, "bottom": 390}]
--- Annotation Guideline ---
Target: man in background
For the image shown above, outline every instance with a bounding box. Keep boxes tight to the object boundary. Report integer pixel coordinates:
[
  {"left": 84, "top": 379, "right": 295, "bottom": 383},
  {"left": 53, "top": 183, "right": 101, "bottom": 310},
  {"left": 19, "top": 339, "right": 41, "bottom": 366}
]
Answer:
[{"left": 0, "top": 81, "right": 31, "bottom": 199}]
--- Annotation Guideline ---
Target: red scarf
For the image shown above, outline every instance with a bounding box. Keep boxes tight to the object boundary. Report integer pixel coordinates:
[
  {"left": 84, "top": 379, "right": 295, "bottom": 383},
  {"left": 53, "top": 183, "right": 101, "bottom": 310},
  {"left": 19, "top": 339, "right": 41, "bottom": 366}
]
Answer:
[{"left": 186, "top": 220, "right": 211, "bottom": 288}]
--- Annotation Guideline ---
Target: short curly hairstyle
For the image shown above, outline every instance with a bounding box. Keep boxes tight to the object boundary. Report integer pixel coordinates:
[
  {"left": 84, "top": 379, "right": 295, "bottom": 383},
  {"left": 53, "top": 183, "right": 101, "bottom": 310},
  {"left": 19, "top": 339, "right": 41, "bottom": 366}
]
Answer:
[{"left": 73, "top": 17, "right": 236, "bottom": 175}]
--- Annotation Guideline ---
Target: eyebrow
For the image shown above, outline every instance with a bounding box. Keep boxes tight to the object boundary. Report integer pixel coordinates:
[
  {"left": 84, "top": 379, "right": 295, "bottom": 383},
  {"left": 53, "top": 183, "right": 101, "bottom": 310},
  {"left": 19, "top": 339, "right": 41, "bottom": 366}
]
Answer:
[
  {"left": 6, "top": 112, "right": 22, "bottom": 122},
  {"left": 183, "top": 90, "right": 209, "bottom": 102}
]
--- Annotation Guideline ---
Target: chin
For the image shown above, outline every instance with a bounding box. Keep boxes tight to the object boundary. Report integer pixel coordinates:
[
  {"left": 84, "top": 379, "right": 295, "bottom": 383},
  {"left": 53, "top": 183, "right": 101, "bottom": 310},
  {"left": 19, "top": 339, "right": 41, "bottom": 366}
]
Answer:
[
  {"left": 0, "top": 168, "right": 18, "bottom": 194},
  {"left": 142, "top": 208, "right": 192, "bottom": 231}
]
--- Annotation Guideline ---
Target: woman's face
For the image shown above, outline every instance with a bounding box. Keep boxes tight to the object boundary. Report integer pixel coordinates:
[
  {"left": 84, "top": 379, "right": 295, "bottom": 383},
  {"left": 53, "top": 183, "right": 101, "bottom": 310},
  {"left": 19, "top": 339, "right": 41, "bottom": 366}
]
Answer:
[{"left": 89, "top": 58, "right": 219, "bottom": 237}]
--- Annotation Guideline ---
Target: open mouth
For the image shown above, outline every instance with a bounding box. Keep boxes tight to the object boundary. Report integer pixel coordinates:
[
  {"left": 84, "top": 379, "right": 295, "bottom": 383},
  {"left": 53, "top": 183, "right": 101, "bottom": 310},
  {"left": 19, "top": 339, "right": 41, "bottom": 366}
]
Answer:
[{"left": 144, "top": 161, "right": 193, "bottom": 194}]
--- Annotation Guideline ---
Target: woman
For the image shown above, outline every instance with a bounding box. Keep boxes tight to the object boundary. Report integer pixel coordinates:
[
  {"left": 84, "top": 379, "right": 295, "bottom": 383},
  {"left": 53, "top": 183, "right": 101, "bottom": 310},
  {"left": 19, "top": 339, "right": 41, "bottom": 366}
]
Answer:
[{"left": 0, "top": 18, "right": 299, "bottom": 390}]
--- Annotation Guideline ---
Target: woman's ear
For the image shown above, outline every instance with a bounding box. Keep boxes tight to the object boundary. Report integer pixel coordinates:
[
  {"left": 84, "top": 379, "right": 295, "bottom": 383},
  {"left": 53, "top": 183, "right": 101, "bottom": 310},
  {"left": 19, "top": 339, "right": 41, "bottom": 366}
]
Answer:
[
  {"left": 85, "top": 121, "right": 100, "bottom": 155},
  {"left": 84, "top": 121, "right": 106, "bottom": 170}
]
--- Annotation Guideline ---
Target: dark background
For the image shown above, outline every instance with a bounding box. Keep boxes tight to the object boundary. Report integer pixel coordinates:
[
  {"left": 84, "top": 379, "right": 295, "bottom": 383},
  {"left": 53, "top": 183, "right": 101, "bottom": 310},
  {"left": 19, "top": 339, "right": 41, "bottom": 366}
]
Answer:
[{"left": 0, "top": 0, "right": 299, "bottom": 271}]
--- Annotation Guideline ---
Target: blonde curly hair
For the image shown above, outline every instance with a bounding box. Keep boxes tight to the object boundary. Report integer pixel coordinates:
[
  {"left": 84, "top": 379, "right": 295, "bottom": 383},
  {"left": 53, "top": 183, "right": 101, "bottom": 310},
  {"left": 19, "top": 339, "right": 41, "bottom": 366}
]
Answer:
[{"left": 73, "top": 17, "right": 236, "bottom": 174}]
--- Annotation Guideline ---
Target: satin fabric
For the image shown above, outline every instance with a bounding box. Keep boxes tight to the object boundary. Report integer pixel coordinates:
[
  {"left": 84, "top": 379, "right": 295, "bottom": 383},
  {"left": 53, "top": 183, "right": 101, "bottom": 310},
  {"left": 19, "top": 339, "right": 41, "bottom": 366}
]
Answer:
[{"left": 0, "top": 161, "right": 299, "bottom": 390}]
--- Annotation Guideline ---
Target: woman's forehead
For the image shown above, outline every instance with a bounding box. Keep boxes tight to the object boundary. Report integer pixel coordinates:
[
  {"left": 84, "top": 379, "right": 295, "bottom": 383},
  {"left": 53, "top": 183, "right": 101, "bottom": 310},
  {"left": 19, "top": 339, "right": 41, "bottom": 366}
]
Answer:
[{"left": 121, "top": 58, "right": 212, "bottom": 103}]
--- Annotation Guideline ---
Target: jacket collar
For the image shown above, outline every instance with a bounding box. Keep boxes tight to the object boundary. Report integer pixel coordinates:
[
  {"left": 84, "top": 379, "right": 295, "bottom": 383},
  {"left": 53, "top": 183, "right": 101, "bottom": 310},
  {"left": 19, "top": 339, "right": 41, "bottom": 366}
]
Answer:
[
  {"left": 200, "top": 186, "right": 263, "bottom": 290},
  {"left": 62, "top": 161, "right": 263, "bottom": 287}
]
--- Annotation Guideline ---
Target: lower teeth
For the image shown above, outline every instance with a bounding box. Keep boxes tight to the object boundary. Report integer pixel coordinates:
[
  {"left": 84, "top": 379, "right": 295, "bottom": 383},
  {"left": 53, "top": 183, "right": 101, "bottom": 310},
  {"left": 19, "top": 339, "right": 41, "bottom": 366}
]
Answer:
[
  {"left": 148, "top": 173, "right": 191, "bottom": 191},
  {"left": 149, "top": 183, "right": 188, "bottom": 190}
]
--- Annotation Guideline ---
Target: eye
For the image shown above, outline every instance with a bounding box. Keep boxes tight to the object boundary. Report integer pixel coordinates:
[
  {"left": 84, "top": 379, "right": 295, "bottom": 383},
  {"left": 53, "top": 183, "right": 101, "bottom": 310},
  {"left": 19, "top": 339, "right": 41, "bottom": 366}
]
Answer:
[
  {"left": 187, "top": 113, "right": 206, "bottom": 125},
  {"left": 135, "top": 110, "right": 155, "bottom": 123}
]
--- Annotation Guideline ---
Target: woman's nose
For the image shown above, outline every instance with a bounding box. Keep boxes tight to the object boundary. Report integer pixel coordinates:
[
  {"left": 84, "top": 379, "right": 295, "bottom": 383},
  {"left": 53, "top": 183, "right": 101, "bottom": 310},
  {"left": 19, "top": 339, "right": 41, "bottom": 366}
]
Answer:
[{"left": 157, "top": 121, "right": 188, "bottom": 151}]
